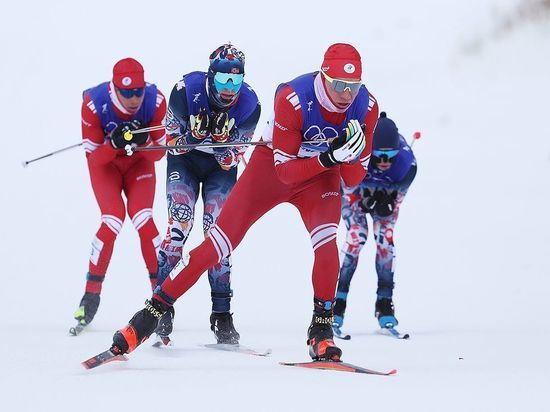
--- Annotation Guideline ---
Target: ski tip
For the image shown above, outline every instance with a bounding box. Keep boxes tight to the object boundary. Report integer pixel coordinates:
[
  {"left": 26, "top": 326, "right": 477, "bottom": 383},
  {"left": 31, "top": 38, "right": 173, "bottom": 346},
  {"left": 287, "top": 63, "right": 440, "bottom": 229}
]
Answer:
[
  {"left": 69, "top": 324, "right": 85, "bottom": 336},
  {"left": 388, "top": 369, "right": 398, "bottom": 375},
  {"left": 335, "top": 333, "right": 351, "bottom": 340}
]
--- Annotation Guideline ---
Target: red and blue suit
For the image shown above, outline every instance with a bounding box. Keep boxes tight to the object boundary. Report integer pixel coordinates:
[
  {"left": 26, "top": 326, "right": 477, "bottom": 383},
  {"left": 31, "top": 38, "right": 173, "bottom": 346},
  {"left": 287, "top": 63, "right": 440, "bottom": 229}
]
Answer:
[
  {"left": 336, "top": 135, "right": 417, "bottom": 321},
  {"left": 81, "top": 81, "right": 167, "bottom": 294},
  {"left": 154, "top": 72, "right": 379, "bottom": 317},
  {"left": 157, "top": 72, "right": 261, "bottom": 313}
]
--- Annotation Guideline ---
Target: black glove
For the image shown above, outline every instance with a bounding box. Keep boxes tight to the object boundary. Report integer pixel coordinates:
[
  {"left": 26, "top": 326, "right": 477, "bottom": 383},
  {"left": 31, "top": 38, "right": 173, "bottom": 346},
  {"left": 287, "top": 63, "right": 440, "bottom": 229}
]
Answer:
[
  {"left": 110, "top": 120, "right": 148, "bottom": 149},
  {"left": 319, "top": 119, "right": 365, "bottom": 168},
  {"left": 210, "top": 111, "right": 235, "bottom": 142},
  {"left": 190, "top": 107, "right": 211, "bottom": 140},
  {"left": 359, "top": 188, "right": 382, "bottom": 213},
  {"left": 374, "top": 190, "right": 397, "bottom": 217}
]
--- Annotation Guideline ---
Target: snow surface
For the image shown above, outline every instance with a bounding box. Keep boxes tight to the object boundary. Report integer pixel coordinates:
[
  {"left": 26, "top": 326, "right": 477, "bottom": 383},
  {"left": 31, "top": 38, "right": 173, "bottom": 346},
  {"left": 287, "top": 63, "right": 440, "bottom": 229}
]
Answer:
[{"left": 2, "top": 0, "right": 549, "bottom": 411}]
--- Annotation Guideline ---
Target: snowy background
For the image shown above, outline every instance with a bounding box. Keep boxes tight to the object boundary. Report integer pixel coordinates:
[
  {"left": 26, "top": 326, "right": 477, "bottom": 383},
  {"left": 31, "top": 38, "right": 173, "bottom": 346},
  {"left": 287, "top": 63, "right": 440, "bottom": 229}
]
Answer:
[{"left": 2, "top": 0, "right": 549, "bottom": 410}]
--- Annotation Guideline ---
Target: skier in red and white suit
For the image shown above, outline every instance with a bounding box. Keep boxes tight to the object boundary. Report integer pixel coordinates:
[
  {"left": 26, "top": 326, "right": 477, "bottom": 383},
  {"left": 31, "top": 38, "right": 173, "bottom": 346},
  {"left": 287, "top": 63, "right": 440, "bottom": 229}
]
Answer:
[
  {"left": 73, "top": 58, "right": 167, "bottom": 332},
  {"left": 109, "top": 44, "right": 379, "bottom": 361}
]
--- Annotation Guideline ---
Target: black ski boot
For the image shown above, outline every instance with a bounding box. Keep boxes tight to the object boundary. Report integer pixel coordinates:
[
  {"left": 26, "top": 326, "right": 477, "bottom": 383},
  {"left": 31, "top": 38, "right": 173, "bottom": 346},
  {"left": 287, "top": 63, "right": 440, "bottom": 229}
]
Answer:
[
  {"left": 375, "top": 297, "right": 398, "bottom": 328},
  {"left": 210, "top": 312, "right": 240, "bottom": 344},
  {"left": 112, "top": 299, "right": 170, "bottom": 354},
  {"left": 153, "top": 306, "right": 175, "bottom": 345},
  {"left": 333, "top": 298, "right": 347, "bottom": 328},
  {"left": 74, "top": 292, "right": 101, "bottom": 326},
  {"left": 307, "top": 299, "right": 342, "bottom": 361},
  {"left": 155, "top": 306, "right": 175, "bottom": 337}
]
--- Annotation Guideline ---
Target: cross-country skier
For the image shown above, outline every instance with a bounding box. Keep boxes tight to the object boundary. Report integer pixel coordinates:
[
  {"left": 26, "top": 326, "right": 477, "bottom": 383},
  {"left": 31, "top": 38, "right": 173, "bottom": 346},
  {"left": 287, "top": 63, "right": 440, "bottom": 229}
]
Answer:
[
  {"left": 106, "top": 43, "right": 379, "bottom": 361},
  {"left": 332, "top": 112, "right": 417, "bottom": 336},
  {"left": 153, "top": 44, "right": 261, "bottom": 345},
  {"left": 72, "top": 58, "right": 167, "bottom": 334}
]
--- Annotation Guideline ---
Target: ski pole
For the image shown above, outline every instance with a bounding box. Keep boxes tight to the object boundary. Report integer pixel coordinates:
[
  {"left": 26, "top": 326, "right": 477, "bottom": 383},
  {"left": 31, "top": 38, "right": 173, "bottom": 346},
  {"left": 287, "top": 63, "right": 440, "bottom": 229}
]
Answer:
[
  {"left": 125, "top": 124, "right": 166, "bottom": 134},
  {"left": 410, "top": 131, "right": 421, "bottom": 148},
  {"left": 22, "top": 142, "right": 83, "bottom": 167},
  {"left": 129, "top": 138, "right": 335, "bottom": 154}
]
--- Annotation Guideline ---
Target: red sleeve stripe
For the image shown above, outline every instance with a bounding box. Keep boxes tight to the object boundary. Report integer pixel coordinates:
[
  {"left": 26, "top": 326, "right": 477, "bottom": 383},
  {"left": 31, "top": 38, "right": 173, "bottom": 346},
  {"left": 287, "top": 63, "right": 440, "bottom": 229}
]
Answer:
[
  {"left": 83, "top": 138, "right": 102, "bottom": 153},
  {"left": 86, "top": 100, "right": 97, "bottom": 114},
  {"left": 273, "top": 148, "right": 297, "bottom": 166},
  {"left": 285, "top": 92, "right": 301, "bottom": 111},
  {"left": 368, "top": 96, "right": 376, "bottom": 110},
  {"left": 360, "top": 154, "right": 371, "bottom": 169},
  {"left": 156, "top": 92, "right": 165, "bottom": 108}
]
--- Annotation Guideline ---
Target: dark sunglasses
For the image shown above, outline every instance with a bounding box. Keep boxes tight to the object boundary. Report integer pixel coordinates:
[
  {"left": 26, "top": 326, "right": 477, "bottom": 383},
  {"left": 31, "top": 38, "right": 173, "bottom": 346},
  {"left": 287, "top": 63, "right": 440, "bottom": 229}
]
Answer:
[
  {"left": 322, "top": 72, "right": 362, "bottom": 93},
  {"left": 117, "top": 87, "right": 145, "bottom": 98}
]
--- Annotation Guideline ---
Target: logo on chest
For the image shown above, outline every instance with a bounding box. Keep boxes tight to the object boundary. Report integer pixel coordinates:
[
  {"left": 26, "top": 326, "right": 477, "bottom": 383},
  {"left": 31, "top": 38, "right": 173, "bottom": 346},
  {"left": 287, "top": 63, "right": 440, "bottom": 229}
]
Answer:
[{"left": 303, "top": 125, "right": 339, "bottom": 147}]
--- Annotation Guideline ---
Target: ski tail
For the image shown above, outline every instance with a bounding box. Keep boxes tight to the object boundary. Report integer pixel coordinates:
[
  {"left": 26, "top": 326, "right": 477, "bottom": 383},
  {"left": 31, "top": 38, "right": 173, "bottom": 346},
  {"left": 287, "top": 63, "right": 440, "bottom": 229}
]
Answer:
[
  {"left": 82, "top": 349, "right": 128, "bottom": 370},
  {"left": 280, "top": 360, "right": 396, "bottom": 376}
]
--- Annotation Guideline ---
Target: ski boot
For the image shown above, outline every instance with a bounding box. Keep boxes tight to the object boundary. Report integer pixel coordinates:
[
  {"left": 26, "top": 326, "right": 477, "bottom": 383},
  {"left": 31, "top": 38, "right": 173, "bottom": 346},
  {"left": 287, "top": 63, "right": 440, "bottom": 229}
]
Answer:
[
  {"left": 210, "top": 312, "right": 240, "bottom": 344},
  {"left": 71, "top": 293, "right": 101, "bottom": 335},
  {"left": 307, "top": 300, "right": 342, "bottom": 361},
  {"left": 333, "top": 297, "right": 346, "bottom": 328},
  {"left": 154, "top": 306, "right": 175, "bottom": 346},
  {"left": 332, "top": 297, "right": 349, "bottom": 339},
  {"left": 112, "top": 299, "right": 170, "bottom": 354},
  {"left": 375, "top": 297, "right": 398, "bottom": 328}
]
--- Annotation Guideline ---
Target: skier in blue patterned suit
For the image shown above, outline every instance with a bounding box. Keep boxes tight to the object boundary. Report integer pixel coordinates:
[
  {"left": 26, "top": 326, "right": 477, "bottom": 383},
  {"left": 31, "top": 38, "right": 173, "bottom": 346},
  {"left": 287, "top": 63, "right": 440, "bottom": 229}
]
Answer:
[
  {"left": 154, "top": 44, "right": 261, "bottom": 345},
  {"left": 332, "top": 112, "right": 417, "bottom": 335}
]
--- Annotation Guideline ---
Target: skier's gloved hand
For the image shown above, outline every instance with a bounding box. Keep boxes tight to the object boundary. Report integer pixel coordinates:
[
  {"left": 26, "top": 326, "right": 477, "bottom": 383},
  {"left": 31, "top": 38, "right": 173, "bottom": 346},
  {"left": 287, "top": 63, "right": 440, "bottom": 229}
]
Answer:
[
  {"left": 318, "top": 119, "right": 366, "bottom": 168},
  {"left": 210, "top": 112, "right": 235, "bottom": 142},
  {"left": 359, "top": 188, "right": 382, "bottom": 213},
  {"left": 374, "top": 190, "right": 398, "bottom": 217},
  {"left": 127, "top": 119, "right": 149, "bottom": 146},
  {"left": 189, "top": 108, "right": 210, "bottom": 140},
  {"left": 110, "top": 120, "right": 149, "bottom": 149}
]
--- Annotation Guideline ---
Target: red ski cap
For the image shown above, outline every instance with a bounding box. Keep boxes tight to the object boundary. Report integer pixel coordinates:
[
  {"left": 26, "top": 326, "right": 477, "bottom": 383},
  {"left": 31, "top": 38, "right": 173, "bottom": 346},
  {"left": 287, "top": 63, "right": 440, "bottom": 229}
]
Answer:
[
  {"left": 112, "top": 57, "right": 145, "bottom": 89},
  {"left": 321, "top": 43, "right": 362, "bottom": 80}
]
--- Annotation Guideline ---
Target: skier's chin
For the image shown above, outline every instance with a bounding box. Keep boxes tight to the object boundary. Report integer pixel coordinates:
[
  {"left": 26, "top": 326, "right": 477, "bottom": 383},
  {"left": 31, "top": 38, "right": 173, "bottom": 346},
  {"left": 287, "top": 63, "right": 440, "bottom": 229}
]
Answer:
[{"left": 334, "top": 101, "right": 352, "bottom": 110}]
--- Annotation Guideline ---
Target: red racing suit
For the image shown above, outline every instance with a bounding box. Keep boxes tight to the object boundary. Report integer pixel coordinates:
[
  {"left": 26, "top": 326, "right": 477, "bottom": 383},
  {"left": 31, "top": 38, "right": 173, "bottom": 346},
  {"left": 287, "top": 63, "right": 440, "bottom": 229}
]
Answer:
[
  {"left": 154, "top": 74, "right": 378, "bottom": 305},
  {"left": 81, "top": 82, "right": 167, "bottom": 293}
]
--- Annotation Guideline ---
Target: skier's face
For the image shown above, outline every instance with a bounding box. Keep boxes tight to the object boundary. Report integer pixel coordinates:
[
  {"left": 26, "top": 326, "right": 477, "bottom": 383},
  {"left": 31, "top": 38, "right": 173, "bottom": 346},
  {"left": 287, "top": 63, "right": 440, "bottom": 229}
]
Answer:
[
  {"left": 372, "top": 148, "right": 398, "bottom": 171},
  {"left": 322, "top": 73, "right": 361, "bottom": 110},
  {"left": 115, "top": 87, "right": 145, "bottom": 114}
]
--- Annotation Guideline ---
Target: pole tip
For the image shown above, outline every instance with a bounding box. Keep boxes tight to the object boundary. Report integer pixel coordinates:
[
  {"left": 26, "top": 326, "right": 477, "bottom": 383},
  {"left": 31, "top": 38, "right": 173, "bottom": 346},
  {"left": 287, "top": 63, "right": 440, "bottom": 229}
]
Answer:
[{"left": 22, "top": 161, "right": 28, "bottom": 168}]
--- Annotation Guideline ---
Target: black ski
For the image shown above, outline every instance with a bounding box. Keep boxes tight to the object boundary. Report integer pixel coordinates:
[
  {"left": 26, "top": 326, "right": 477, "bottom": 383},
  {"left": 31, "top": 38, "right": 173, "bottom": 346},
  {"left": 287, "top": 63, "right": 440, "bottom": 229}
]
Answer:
[
  {"left": 280, "top": 360, "right": 396, "bottom": 376},
  {"left": 82, "top": 349, "right": 128, "bottom": 369},
  {"left": 332, "top": 325, "right": 351, "bottom": 340},
  {"left": 380, "top": 327, "right": 410, "bottom": 340}
]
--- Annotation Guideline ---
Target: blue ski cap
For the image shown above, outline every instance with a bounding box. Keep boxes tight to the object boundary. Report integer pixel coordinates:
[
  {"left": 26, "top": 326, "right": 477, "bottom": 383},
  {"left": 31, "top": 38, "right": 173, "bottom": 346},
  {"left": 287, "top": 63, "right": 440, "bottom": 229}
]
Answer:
[
  {"left": 209, "top": 44, "right": 245, "bottom": 75},
  {"left": 373, "top": 112, "right": 400, "bottom": 151},
  {"left": 207, "top": 44, "right": 245, "bottom": 107}
]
